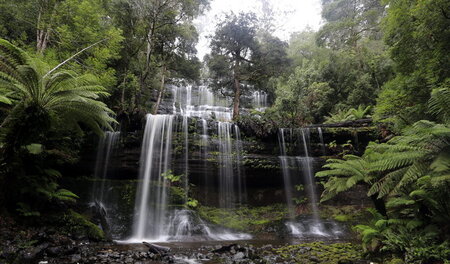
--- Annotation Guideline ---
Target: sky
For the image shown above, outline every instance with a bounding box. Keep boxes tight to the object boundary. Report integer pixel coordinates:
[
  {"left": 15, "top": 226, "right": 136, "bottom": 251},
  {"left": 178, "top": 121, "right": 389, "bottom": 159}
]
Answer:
[{"left": 195, "top": 0, "right": 323, "bottom": 59}]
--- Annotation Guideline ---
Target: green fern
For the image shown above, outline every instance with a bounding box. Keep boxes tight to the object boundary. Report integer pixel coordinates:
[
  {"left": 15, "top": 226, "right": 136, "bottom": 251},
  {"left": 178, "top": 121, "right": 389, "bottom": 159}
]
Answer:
[
  {"left": 428, "top": 81, "right": 450, "bottom": 124},
  {"left": 0, "top": 38, "right": 116, "bottom": 135},
  {"left": 316, "top": 154, "right": 373, "bottom": 201},
  {"left": 324, "top": 105, "right": 372, "bottom": 124}
]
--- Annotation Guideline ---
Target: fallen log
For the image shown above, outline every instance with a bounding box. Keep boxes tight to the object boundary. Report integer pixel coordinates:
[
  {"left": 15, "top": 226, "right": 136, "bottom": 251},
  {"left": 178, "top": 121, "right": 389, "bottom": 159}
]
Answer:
[
  {"left": 142, "top": 242, "right": 171, "bottom": 255},
  {"left": 306, "top": 118, "right": 373, "bottom": 128}
]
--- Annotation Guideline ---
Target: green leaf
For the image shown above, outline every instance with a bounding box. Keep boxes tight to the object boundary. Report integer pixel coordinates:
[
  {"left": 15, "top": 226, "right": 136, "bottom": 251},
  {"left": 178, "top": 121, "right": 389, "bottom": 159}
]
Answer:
[{"left": 26, "top": 144, "right": 43, "bottom": 154}]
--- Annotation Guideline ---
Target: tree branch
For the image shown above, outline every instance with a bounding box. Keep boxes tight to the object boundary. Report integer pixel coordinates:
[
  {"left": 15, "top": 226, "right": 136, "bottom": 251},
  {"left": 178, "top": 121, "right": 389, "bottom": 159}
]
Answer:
[{"left": 43, "top": 38, "right": 109, "bottom": 78}]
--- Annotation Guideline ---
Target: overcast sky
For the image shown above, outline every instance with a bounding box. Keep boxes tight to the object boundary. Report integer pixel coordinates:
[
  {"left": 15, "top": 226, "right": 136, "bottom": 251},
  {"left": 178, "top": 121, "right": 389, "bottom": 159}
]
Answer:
[{"left": 195, "top": 0, "right": 323, "bottom": 59}]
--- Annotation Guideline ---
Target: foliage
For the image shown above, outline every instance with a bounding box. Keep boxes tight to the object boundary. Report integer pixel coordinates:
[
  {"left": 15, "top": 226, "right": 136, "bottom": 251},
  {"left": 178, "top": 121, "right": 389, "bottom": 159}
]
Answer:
[
  {"left": 58, "top": 209, "right": 105, "bottom": 241},
  {"left": 317, "top": 89, "right": 450, "bottom": 261},
  {"left": 0, "top": 38, "right": 115, "bottom": 213},
  {"left": 316, "top": 154, "right": 374, "bottom": 202},
  {"left": 374, "top": 0, "right": 450, "bottom": 124},
  {"left": 207, "top": 12, "right": 289, "bottom": 119},
  {"left": 272, "top": 26, "right": 391, "bottom": 126},
  {"left": 317, "top": 0, "right": 385, "bottom": 48},
  {"left": 162, "top": 170, "right": 181, "bottom": 183},
  {"left": 324, "top": 106, "right": 372, "bottom": 124}
]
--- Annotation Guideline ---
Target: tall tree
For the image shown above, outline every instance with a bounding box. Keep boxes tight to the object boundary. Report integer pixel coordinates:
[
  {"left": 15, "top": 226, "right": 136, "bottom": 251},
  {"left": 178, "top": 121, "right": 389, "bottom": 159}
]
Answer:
[
  {"left": 124, "top": 0, "right": 208, "bottom": 106},
  {"left": 208, "top": 12, "right": 258, "bottom": 119},
  {"left": 375, "top": 0, "right": 450, "bottom": 125},
  {"left": 317, "top": 0, "right": 385, "bottom": 49}
]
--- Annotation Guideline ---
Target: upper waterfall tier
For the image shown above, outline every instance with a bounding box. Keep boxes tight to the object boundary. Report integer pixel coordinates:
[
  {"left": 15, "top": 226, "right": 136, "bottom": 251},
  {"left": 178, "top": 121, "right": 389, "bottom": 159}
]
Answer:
[{"left": 168, "top": 84, "right": 269, "bottom": 121}]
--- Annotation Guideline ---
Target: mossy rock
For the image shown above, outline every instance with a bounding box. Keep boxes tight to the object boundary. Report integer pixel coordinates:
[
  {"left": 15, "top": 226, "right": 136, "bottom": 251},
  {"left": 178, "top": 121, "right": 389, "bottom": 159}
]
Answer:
[
  {"left": 58, "top": 209, "right": 105, "bottom": 241},
  {"left": 196, "top": 204, "right": 289, "bottom": 232},
  {"left": 273, "top": 242, "right": 363, "bottom": 264}
]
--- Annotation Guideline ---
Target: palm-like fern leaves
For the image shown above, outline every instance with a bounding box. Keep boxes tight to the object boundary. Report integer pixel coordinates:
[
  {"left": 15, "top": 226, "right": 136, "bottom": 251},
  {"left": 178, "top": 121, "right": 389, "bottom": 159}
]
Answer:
[
  {"left": 0, "top": 38, "right": 115, "bottom": 135},
  {"left": 428, "top": 81, "right": 450, "bottom": 124},
  {"left": 316, "top": 154, "right": 374, "bottom": 201},
  {"left": 368, "top": 121, "right": 450, "bottom": 198},
  {"left": 323, "top": 105, "right": 372, "bottom": 124},
  {"left": 317, "top": 121, "right": 450, "bottom": 201}
]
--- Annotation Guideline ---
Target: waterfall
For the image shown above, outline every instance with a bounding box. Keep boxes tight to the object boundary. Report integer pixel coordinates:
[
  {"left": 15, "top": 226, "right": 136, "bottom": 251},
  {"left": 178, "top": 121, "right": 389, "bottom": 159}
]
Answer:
[
  {"left": 318, "top": 127, "right": 326, "bottom": 155},
  {"left": 252, "top": 91, "right": 268, "bottom": 111},
  {"left": 217, "top": 122, "right": 235, "bottom": 208},
  {"left": 183, "top": 115, "right": 189, "bottom": 203},
  {"left": 299, "top": 128, "right": 320, "bottom": 221},
  {"left": 132, "top": 114, "right": 174, "bottom": 241},
  {"left": 278, "top": 128, "right": 295, "bottom": 219},
  {"left": 124, "top": 85, "right": 250, "bottom": 243},
  {"left": 201, "top": 118, "right": 209, "bottom": 200},
  {"left": 92, "top": 131, "right": 120, "bottom": 204},
  {"left": 278, "top": 127, "right": 343, "bottom": 237},
  {"left": 234, "top": 125, "right": 246, "bottom": 205}
]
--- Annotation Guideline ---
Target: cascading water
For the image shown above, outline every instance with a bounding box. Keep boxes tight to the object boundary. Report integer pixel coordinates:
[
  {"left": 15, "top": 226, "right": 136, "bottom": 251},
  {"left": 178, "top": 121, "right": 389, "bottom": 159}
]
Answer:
[
  {"left": 252, "top": 91, "right": 268, "bottom": 111},
  {"left": 217, "top": 122, "right": 235, "bottom": 209},
  {"left": 131, "top": 114, "right": 174, "bottom": 241},
  {"left": 125, "top": 85, "right": 253, "bottom": 242},
  {"left": 278, "top": 128, "right": 295, "bottom": 220},
  {"left": 92, "top": 131, "right": 121, "bottom": 204},
  {"left": 278, "top": 128, "right": 343, "bottom": 238},
  {"left": 318, "top": 127, "right": 326, "bottom": 155},
  {"left": 234, "top": 125, "right": 247, "bottom": 205},
  {"left": 91, "top": 131, "right": 121, "bottom": 237},
  {"left": 299, "top": 128, "right": 320, "bottom": 221},
  {"left": 216, "top": 122, "right": 246, "bottom": 208},
  {"left": 201, "top": 118, "right": 209, "bottom": 200}
]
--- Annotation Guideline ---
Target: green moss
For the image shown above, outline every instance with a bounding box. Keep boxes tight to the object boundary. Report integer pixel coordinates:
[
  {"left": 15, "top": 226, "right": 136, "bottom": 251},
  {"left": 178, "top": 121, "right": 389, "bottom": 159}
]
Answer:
[
  {"left": 334, "top": 214, "right": 351, "bottom": 222},
  {"left": 320, "top": 205, "right": 370, "bottom": 224},
  {"left": 197, "top": 204, "right": 288, "bottom": 232},
  {"left": 273, "top": 242, "right": 363, "bottom": 264},
  {"left": 59, "top": 209, "right": 105, "bottom": 241}
]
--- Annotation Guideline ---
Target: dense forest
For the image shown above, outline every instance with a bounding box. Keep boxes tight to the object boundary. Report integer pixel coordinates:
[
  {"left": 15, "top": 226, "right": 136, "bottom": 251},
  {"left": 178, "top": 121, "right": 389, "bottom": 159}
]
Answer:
[{"left": 0, "top": 0, "right": 449, "bottom": 263}]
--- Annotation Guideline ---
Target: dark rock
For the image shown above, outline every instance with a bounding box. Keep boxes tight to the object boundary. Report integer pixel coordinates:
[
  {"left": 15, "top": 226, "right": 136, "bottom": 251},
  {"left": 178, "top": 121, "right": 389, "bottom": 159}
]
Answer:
[
  {"left": 212, "top": 243, "right": 238, "bottom": 253},
  {"left": 46, "top": 246, "right": 63, "bottom": 257},
  {"left": 71, "top": 254, "right": 81, "bottom": 262},
  {"left": 309, "top": 256, "right": 320, "bottom": 262},
  {"left": 22, "top": 243, "right": 50, "bottom": 262}
]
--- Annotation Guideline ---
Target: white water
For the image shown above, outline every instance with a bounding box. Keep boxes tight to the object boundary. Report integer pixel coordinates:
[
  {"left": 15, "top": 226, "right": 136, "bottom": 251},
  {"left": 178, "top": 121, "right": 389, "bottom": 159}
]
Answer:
[
  {"left": 92, "top": 131, "right": 120, "bottom": 204},
  {"left": 126, "top": 85, "right": 252, "bottom": 243},
  {"left": 252, "top": 91, "right": 268, "bottom": 111},
  {"left": 318, "top": 127, "right": 326, "bottom": 155},
  {"left": 132, "top": 114, "right": 174, "bottom": 241},
  {"left": 278, "top": 128, "right": 343, "bottom": 237}
]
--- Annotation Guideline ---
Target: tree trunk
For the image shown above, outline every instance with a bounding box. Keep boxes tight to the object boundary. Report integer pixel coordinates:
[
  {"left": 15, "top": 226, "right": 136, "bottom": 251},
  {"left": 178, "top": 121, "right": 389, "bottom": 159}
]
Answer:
[
  {"left": 37, "top": 28, "right": 50, "bottom": 54},
  {"left": 152, "top": 64, "right": 166, "bottom": 114},
  {"left": 36, "top": 0, "right": 58, "bottom": 54},
  {"left": 120, "top": 74, "right": 127, "bottom": 112},
  {"left": 232, "top": 60, "right": 241, "bottom": 120},
  {"left": 138, "top": 25, "right": 155, "bottom": 108}
]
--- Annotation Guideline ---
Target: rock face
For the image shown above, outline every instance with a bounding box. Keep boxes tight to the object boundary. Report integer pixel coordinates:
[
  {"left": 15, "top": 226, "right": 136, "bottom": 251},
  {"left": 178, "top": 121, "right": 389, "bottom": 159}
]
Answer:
[{"left": 66, "top": 116, "right": 377, "bottom": 200}]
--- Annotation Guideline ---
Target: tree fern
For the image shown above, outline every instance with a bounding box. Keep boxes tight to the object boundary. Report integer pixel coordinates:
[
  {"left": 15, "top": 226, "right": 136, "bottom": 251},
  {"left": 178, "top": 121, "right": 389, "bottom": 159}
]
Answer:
[
  {"left": 0, "top": 38, "right": 116, "bottom": 136},
  {"left": 316, "top": 154, "right": 373, "bottom": 201},
  {"left": 428, "top": 82, "right": 450, "bottom": 124}
]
